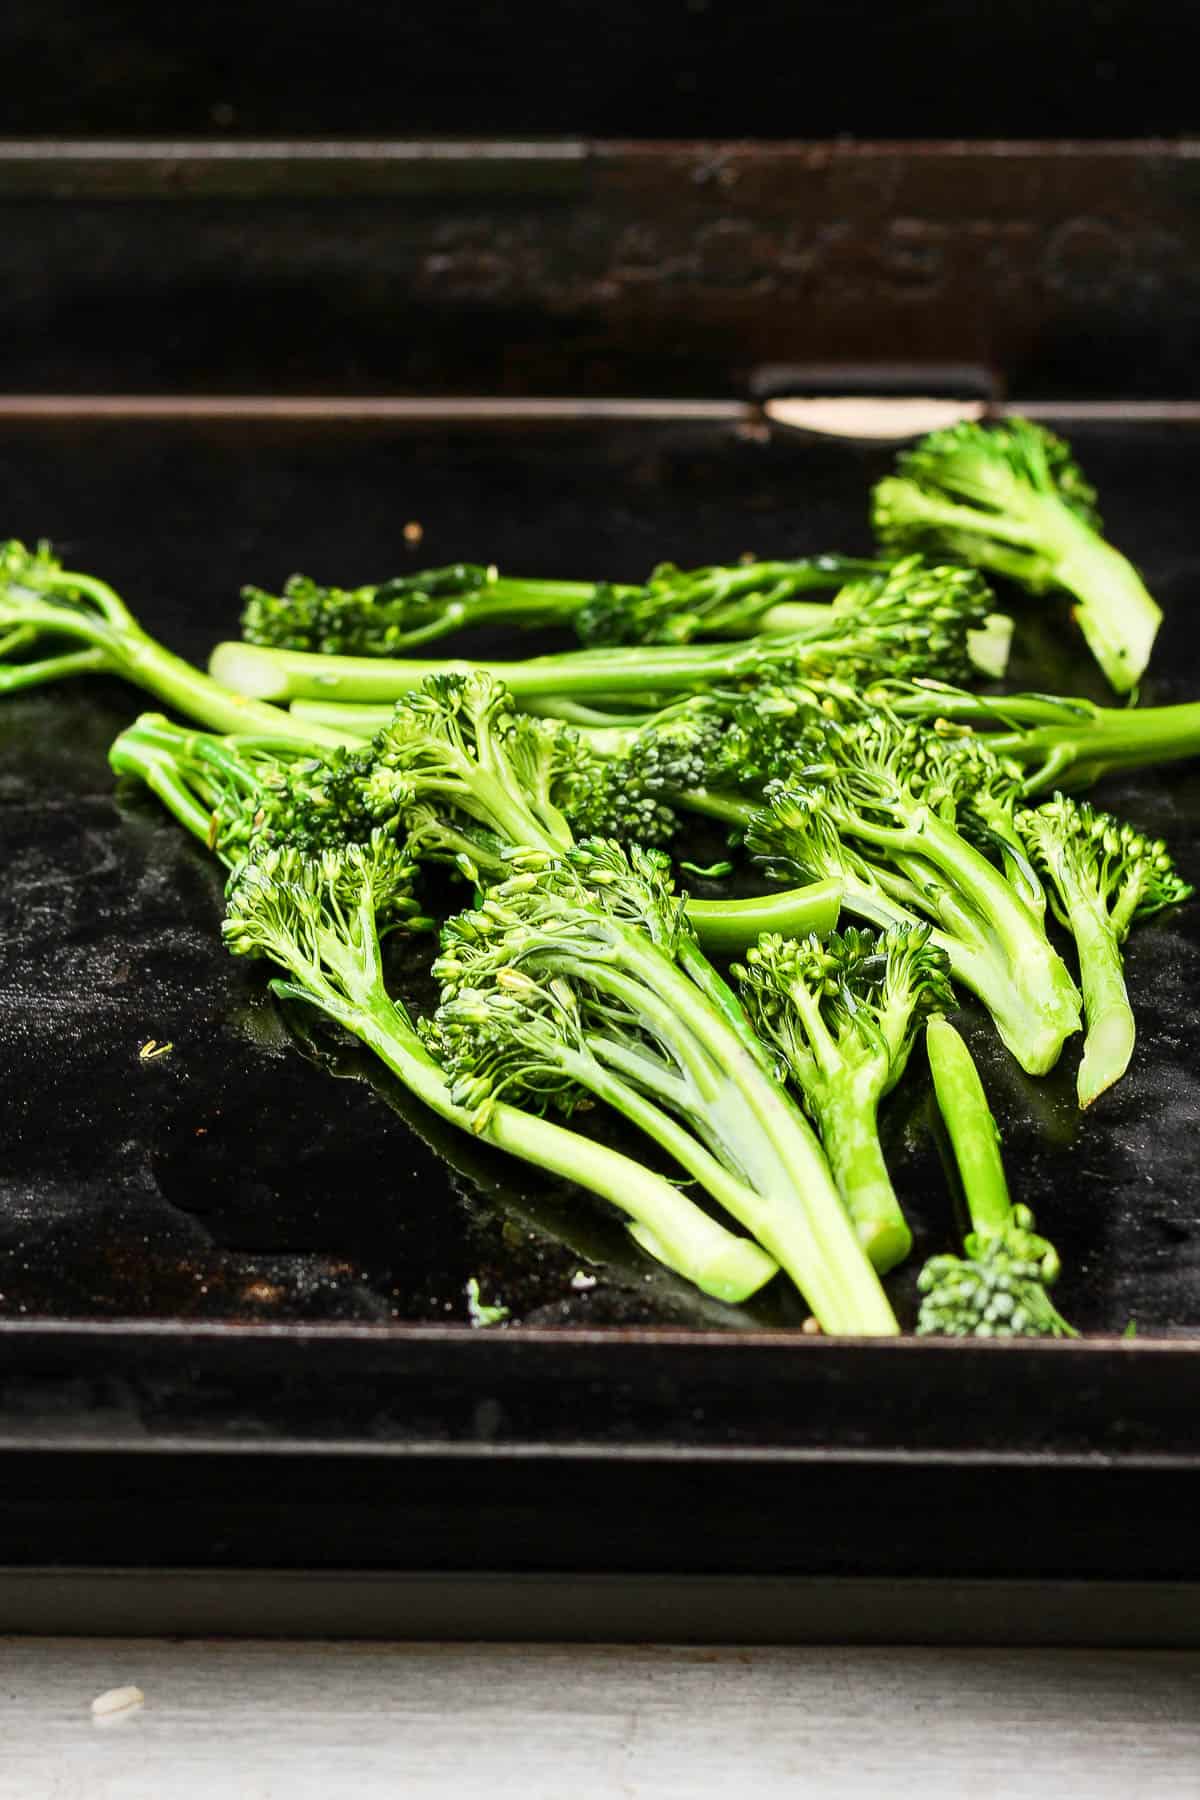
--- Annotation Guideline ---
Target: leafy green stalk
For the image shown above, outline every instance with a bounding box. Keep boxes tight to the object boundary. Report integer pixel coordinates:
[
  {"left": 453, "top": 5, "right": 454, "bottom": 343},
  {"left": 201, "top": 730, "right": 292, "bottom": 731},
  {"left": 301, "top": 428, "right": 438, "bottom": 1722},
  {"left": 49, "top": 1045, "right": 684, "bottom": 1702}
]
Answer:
[
  {"left": 735, "top": 926, "right": 954, "bottom": 1271},
  {"left": 873, "top": 417, "right": 1160, "bottom": 692},
  {"left": 917, "top": 1017, "right": 1075, "bottom": 1337},
  {"left": 1016, "top": 796, "right": 1192, "bottom": 1107},
  {"left": 210, "top": 556, "right": 996, "bottom": 705},
  {"left": 0, "top": 540, "right": 348, "bottom": 751},
  {"left": 432, "top": 842, "right": 899, "bottom": 1332}
]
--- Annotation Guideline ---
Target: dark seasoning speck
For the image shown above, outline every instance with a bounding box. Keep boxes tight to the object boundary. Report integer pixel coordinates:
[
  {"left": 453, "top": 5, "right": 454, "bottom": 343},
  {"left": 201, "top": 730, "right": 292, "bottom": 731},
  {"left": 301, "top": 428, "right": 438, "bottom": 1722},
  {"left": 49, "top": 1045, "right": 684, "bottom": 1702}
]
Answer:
[{"left": 1, "top": 413, "right": 1199, "bottom": 1333}]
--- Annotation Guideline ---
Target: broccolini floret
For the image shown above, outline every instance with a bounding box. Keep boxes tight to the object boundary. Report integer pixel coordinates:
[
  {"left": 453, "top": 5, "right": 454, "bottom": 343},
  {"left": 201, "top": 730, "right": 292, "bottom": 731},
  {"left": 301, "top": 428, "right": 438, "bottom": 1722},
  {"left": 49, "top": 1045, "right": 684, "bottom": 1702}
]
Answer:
[
  {"left": 873, "top": 417, "right": 1160, "bottom": 692},
  {"left": 241, "top": 563, "right": 571, "bottom": 655},
  {"left": 734, "top": 925, "right": 953, "bottom": 1272}
]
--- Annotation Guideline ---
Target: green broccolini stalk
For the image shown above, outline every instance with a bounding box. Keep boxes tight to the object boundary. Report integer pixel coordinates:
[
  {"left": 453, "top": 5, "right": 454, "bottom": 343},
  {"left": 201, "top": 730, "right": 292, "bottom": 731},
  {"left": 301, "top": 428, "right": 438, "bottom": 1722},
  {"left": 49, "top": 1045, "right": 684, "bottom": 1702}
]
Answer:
[
  {"left": 0, "top": 540, "right": 347, "bottom": 752},
  {"left": 740, "top": 713, "right": 1083, "bottom": 1075},
  {"left": 210, "top": 556, "right": 998, "bottom": 706},
  {"left": 108, "top": 717, "right": 780, "bottom": 1306},
  {"left": 868, "top": 677, "right": 1200, "bottom": 796},
  {"left": 1016, "top": 796, "right": 1192, "bottom": 1108},
  {"left": 917, "top": 1017, "right": 1075, "bottom": 1338},
  {"left": 429, "top": 840, "right": 899, "bottom": 1329},
  {"left": 733, "top": 926, "right": 954, "bottom": 1272},
  {"left": 872, "top": 417, "right": 1160, "bottom": 692},
  {"left": 240, "top": 554, "right": 882, "bottom": 653}
]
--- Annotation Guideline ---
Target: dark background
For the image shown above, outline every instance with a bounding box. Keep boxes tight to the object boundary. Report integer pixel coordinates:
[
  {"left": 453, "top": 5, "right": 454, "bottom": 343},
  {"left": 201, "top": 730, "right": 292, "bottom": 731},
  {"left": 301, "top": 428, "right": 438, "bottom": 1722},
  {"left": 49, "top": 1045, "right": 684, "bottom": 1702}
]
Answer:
[{"left": 0, "top": 0, "right": 1191, "bottom": 141}]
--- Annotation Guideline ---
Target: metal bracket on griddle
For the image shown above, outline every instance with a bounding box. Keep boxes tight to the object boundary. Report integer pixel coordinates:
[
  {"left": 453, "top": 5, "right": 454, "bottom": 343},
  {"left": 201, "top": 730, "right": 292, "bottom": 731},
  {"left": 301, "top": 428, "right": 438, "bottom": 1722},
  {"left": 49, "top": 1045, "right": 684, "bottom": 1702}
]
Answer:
[{"left": 755, "top": 363, "right": 1001, "bottom": 445}]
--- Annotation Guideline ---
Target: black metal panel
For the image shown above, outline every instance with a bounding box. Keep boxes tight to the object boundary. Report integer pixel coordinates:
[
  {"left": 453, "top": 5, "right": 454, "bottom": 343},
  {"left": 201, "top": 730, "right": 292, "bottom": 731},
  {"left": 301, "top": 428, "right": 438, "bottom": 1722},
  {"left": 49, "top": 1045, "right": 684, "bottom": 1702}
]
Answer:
[
  {"left": 1, "top": 2, "right": 1196, "bottom": 141},
  {"left": 1, "top": 143, "right": 1198, "bottom": 397}
]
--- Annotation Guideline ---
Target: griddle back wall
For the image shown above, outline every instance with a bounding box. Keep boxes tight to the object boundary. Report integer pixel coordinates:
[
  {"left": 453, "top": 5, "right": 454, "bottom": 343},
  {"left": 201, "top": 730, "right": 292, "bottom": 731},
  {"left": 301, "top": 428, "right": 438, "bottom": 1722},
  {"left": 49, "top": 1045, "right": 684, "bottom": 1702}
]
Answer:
[{"left": 0, "top": 142, "right": 1197, "bottom": 398}]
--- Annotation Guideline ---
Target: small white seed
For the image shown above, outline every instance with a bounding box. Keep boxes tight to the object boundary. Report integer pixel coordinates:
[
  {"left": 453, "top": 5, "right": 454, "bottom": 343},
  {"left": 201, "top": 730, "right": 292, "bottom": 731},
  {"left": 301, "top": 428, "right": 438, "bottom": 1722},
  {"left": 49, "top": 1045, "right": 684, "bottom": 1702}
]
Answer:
[{"left": 91, "top": 1685, "right": 144, "bottom": 1718}]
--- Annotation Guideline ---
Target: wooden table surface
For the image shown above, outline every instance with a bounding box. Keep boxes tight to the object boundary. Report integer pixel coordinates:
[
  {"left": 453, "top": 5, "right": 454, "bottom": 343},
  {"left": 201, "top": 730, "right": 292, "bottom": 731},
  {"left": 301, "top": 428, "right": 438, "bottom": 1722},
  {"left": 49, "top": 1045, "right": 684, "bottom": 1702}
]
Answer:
[{"left": 1, "top": 1640, "right": 1198, "bottom": 1799}]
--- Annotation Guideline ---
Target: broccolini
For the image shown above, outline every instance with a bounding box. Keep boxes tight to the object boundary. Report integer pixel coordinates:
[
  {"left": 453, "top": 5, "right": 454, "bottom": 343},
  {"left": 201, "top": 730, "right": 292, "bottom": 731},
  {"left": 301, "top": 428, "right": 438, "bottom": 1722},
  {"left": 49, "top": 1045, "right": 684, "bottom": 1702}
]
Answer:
[
  {"left": 1016, "top": 796, "right": 1192, "bottom": 1107},
  {"left": 917, "top": 1017, "right": 1075, "bottom": 1338},
  {"left": 210, "top": 556, "right": 996, "bottom": 706},
  {"left": 873, "top": 417, "right": 1160, "bottom": 692},
  {"left": 734, "top": 925, "right": 953, "bottom": 1272}
]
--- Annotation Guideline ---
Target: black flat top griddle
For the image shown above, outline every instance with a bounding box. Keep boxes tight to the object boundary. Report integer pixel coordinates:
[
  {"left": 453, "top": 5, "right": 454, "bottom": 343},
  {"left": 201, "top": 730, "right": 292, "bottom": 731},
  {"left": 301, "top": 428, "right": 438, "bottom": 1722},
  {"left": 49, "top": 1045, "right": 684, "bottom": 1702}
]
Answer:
[{"left": 2, "top": 404, "right": 1200, "bottom": 1612}]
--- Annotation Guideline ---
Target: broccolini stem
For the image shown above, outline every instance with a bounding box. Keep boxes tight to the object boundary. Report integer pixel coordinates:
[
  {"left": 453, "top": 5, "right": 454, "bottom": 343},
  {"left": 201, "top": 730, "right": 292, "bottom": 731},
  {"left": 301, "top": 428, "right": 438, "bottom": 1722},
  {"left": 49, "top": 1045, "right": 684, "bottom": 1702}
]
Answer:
[
  {"left": 459, "top": 576, "right": 604, "bottom": 626},
  {"left": 675, "top": 788, "right": 757, "bottom": 828},
  {"left": 919, "top": 1014, "right": 1076, "bottom": 1338},
  {"left": 586, "top": 923, "right": 899, "bottom": 1333},
  {"left": 683, "top": 882, "right": 843, "bottom": 955},
  {"left": 556, "top": 1038, "right": 790, "bottom": 1250},
  {"left": 109, "top": 732, "right": 219, "bottom": 843},
  {"left": 0, "top": 646, "right": 110, "bottom": 693},
  {"left": 1049, "top": 507, "right": 1162, "bottom": 696},
  {"left": 1062, "top": 893, "right": 1138, "bottom": 1110},
  {"left": 990, "top": 703, "right": 1200, "bottom": 794},
  {"left": 4, "top": 575, "right": 349, "bottom": 752},
  {"left": 894, "top": 815, "right": 1080, "bottom": 1075},
  {"left": 209, "top": 636, "right": 780, "bottom": 706},
  {"left": 718, "top": 600, "right": 831, "bottom": 636},
  {"left": 884, "top": 686, "right": 1200, "bottom": 793},
  {"left": 673, "top": 935, "right": 780, "bottom": 1080},
  {"left": 816, "top": 1098, "right": 913, "bottom": 1274},
  {"left": 924, "top": 1016, "right": 1012, "bottom": 1239}
]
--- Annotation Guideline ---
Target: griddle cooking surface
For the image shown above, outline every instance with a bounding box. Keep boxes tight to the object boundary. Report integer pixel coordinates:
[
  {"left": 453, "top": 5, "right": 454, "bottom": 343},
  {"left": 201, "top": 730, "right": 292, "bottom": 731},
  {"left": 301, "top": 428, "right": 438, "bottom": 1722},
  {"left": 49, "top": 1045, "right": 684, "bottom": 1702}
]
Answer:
[{"left": 2, "top": 412, "right": 1199, "bottom": 1335}]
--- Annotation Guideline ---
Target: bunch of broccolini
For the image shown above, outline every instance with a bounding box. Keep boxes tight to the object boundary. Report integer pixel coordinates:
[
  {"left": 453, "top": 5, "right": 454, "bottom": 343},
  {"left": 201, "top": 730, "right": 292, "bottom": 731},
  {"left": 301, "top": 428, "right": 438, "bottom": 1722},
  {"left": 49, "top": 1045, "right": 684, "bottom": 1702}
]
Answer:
[{"left": 0, "top": 409, "right": 1194, "bottom": 1339}]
